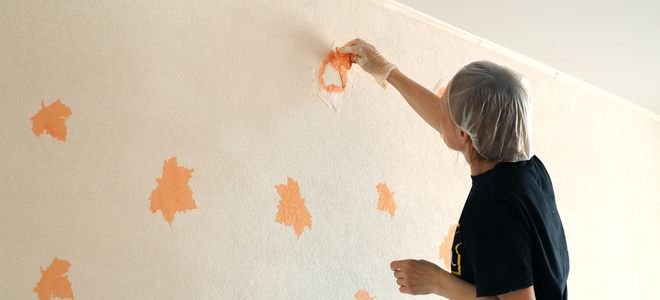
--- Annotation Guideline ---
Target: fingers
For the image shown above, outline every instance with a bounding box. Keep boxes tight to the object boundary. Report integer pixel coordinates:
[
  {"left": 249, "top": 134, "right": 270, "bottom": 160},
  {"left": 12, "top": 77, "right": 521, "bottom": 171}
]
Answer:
[
  {"left": 342, "top": 38, "right": 364, "bottom": 47},
  {"left": 396, "top": 276, "right": 417, "bottom": 295},
  {"left": 396, "top": 278, "right": 419, "bottom": 295},
  {"left": 390, "top": 259, "right": 413, "bottom": 271},
  {"left": 357, "top": 55, "right": 370, "bottom": 66},
  {"left": 338, "top": 38, "right": 383, "bottom": 68},
  {"left": 338, "top": 45, "right": 362, "bottom": 64},
  {"left": 339, "top": 38, "right": 369, "bottom": 54},
  {"left": 391, "top": 259, "right": 438, "bottom": 295},
  {"left": 399, "top": 286, "right": 413, "bottom": 294},
  {"left": 392, "top": 261, "right": 408, "bottom": 286},
  {"left": 390, "top": 260, "right": 399, "bottom": 271},
  {"left": 339, "top": 45, "right": 358, "bottom": 54},
  {"left": 392, "top": 262, "right": 415, "bottom": 295},
  {"left": 339, "top": 39, "right": 363, "bottom": 54}
]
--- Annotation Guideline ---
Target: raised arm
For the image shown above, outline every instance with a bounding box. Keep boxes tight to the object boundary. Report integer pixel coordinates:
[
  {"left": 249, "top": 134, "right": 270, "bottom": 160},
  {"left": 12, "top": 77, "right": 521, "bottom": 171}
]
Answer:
[
  {"left": 339, "top": 39, "right": 450, "bottom": 135},
  {"left": 387, "top": 68, "right": 448, "bottom": 134}
]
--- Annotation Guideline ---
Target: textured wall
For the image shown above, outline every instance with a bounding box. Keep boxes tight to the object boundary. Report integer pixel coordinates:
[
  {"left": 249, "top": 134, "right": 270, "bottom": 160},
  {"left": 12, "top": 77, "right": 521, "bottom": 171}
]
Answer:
[{"left": 1, "top": 0, "right": 658, "bottom": 299}]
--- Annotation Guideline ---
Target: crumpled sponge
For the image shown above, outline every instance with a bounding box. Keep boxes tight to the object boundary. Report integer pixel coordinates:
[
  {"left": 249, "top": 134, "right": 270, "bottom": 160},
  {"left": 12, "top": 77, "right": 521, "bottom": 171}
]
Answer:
[{"left": 317, "top": 48, "right": 353, "bottom": 93}]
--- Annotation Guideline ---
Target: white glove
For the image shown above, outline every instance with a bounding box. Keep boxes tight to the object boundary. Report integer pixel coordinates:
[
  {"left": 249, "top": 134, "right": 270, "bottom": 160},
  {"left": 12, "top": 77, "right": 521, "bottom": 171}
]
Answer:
[{"left": 339, "top": 39, "right": 397, "bottom": 89}]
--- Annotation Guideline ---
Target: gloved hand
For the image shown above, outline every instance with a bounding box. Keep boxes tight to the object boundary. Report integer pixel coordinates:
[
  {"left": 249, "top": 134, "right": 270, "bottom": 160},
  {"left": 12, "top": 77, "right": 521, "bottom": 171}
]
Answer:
[{"left": 339, "top": 39, "right": 397, "bottom": 89}]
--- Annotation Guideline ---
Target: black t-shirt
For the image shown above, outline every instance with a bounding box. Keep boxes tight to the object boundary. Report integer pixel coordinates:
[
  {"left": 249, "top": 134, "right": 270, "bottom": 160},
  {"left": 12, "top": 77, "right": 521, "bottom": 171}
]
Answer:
[{"left": 451, "top": 155, "right": 569, "bottom": 299}]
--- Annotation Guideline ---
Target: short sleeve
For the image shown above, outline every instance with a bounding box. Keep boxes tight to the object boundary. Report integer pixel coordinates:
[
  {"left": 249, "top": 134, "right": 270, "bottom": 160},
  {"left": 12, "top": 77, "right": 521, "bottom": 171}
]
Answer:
[{"left": 462, "top": 193, "right": 534, "bottom": 297}]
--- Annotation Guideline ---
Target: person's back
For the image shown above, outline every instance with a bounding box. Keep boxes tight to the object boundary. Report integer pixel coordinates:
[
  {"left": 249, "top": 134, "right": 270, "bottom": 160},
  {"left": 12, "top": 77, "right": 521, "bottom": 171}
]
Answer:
[{"left": 451, "top": 155, "right": 570, "bottom": 299}]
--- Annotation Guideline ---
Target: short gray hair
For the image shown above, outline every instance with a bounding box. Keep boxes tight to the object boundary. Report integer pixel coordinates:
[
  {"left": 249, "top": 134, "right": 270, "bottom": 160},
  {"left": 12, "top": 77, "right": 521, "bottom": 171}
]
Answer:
[{"left": 447, "top": 61, "right": 533, "bottom": 162}]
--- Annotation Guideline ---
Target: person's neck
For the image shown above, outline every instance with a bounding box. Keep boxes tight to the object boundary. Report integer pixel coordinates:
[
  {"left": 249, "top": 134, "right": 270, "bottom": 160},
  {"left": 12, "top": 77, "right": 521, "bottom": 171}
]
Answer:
[{"left": 462, "top": 152, "right": 499, "bottom": 176}]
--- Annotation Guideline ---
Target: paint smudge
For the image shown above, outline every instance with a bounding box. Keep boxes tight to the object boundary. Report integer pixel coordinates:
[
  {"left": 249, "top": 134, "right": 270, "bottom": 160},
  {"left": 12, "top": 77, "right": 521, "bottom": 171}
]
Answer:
[
  {"left": 150, "top": 157, "right": 196, "bottom": 225},
  {"left": 317, "top": 48, "right": 353, "bottom": 93},
  {"left": 354, "top": 290, "right": 374, "bottom": 300},
  {"left": 30, "top": 100, "right": 72, "bottom": 142},
  {"left": 33, "top": 258, "right": 74, "bottom": 300},
  {"left": 438, "top": 224, "right": 458, "bottom": 270},
  {"left": 275, "top": 177, "right": 312, "bottom": 238},
  {"left": 376, "top": 183, "right": 396, "bottom": 217}
]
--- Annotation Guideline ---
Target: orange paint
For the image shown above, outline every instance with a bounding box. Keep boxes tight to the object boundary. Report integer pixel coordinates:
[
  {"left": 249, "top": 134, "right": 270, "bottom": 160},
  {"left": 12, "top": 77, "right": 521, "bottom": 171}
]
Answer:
[
  {"left": 317, "top": 48, "right": 353, "bottom": 93},
  {"left": 354, "top": 290, "right": 374, "bottom": 300},
  {"left": 30, "top": 99, "right": 72, "bottom": 142},
  {"left": 150, "top": 157, "right": 197, "bottom": 225},
  {"left": 438, "top": 224, "right": 458, "bottom": 270},
  {"left": 275, "top": 177, "right": 312, "bottom": 238},
  {"left": 33, "top": 258, "right": 75, "bottom": 300},
  {"left": 376, "top": 183, "right": 396, "bottom": 217}
]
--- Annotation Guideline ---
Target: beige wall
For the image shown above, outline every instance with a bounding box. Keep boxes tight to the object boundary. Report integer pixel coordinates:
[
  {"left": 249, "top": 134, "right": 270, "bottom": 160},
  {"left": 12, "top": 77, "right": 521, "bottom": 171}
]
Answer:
[{"left": 1, "top": 0, "right": 658, "bottom": 299}]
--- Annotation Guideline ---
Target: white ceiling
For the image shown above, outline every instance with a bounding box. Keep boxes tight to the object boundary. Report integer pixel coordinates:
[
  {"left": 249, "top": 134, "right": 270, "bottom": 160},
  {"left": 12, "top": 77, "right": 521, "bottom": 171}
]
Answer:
[{"left": 394, "top": 0, "right": 660, "bottom": 116}]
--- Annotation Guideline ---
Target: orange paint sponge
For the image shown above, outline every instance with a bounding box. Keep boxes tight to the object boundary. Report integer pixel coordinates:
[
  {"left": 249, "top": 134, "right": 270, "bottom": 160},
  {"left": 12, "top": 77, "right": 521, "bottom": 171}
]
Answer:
[{"left": 317, "top": 47, "right": 353, "bottom": 93}]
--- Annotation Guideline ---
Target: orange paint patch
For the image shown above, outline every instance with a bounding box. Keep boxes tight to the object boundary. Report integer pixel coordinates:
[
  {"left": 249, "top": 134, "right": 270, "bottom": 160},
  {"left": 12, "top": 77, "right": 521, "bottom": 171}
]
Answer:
[
  {"left": 150, "top": 157, "right": 197, "bottom": 225},
  {"left": 30, "top": 100, "right": 72, "bottom": 142},
  {"left": 317, "top": 48, "right": 353, "bottom": 93},
  {"left": 33, "top": 258, "right": 75, "bottom": 300},
  {"left": 354, "top": 290, "right": 374, "bottom": 300},
  {"left": 376, "top": 183, "right": 396, "bottom": 217},
  {"left": 275, "top": 177, "right": 312, "bottom": 238},
  {"left": 438, "top": 224, "right": 458, "bottom": 270}
]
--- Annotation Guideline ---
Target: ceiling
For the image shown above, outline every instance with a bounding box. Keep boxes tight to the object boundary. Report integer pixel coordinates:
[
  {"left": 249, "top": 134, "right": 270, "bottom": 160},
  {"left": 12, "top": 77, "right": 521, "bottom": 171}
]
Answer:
[{"left": 394, "top": 0, "right": 660, "bottom": 116}]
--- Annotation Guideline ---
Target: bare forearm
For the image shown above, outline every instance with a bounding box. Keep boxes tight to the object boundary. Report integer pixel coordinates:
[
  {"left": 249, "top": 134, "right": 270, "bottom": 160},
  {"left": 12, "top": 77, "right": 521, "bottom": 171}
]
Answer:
[
  {"left": 386, "top": 68, "right": 447, "bottom": 133},
  {"left": 433, "top": 268, "right": 481, "bottom": 300}
]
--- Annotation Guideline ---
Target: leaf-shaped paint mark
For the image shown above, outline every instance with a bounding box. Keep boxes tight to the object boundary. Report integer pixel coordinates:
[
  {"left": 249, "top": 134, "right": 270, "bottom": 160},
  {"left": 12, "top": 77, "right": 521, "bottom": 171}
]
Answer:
[
  {"left": 438, "top": 224, "right": 458, "bottom": 270},
  {"left": 150, "top": 157, "right": 197, "bottom": 225},
  {"left": 275, "top": 177, "right": 312, "bottom": 238},
  {"left": 33, "top": 258, "right": 75, "bottom": 300},
  {"left": 317, "top": 48, "right": 353, "bottom": 93},
  {"left": 30, "top": 100, "right": 72, "bottom": 142},
  {"left": 376, "top": 183, "right": 396, "bottom": 217},
  {"left": 354, "top": 290, "right": 374, "bottom": 300}
]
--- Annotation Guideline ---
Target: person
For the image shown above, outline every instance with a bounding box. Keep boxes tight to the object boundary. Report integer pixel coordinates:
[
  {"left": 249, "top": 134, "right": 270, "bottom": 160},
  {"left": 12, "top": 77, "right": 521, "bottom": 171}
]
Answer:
[{"left": 339, "top": 39, "right": 569, "bottom": 300}]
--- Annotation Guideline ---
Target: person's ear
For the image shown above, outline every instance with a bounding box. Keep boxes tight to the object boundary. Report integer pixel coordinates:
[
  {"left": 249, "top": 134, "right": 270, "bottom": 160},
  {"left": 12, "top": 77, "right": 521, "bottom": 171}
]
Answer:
[
  {"left": 457, "top": 129, "right": 467, "bottom": 139},
  {"left": 457, "top": 130, "right": 470, "bottom": 147}
]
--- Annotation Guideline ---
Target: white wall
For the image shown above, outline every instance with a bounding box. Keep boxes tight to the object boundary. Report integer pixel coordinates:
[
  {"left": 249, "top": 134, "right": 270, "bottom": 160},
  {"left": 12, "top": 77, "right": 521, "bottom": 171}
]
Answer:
[
  {"left": 395, "top": 0, "right": 660, "bottom": 116},
  {"left": 1, "top": 0, "right": 658, "bottom": 299}
]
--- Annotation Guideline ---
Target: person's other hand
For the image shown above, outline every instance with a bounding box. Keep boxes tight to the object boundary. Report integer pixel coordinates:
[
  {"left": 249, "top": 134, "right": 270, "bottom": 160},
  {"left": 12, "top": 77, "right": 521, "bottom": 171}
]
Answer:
[
  {"left": 339, "top": 38, "right": 397, "bottom": 88},
  {"left": 390, "top": 259, "right": 444, "bottom": 295}
]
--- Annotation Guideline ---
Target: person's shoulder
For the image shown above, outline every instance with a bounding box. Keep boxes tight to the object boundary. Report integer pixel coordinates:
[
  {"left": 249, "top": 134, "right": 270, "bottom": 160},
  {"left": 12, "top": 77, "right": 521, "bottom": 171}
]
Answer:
[
  {"left": 500, "top": 155, "right": 549, "bottom": 186},
  {"left": 526, "top": 154, "right": 544, "bottom": 169},
  {"left": 467, "top": 180, "right": 521, "bottom": 214},
  {"left": 469, "top": 156, "right": 547, "bottom": 200},
  {"left": 463, "top": 186, "right": 528, "bottom": 233},
  {"left": 528, "top": 155, "right": 549, "bottom": 173},
  {"left": 517, "top": 155, "right": 553, "bottom": 189}
]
